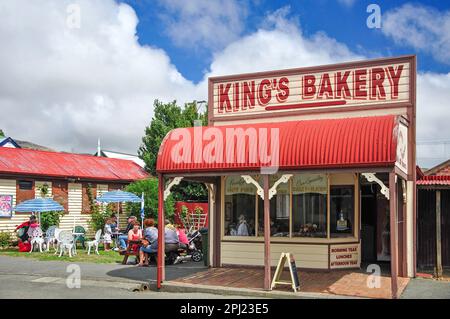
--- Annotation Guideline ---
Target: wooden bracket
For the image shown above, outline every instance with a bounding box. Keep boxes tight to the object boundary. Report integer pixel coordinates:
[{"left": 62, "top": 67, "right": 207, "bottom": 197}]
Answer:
[
  {"left": 241, "top": 175, "right": 264, "bottom": 200},
  {"left": 268, "top": 174, "right": 292, "bottom": 199},
  {"left": 163, "top": 177, "right": 183, "bottom": 200},
  {"left": 362, "top": 173, "right": 390, "bottom": 200}
]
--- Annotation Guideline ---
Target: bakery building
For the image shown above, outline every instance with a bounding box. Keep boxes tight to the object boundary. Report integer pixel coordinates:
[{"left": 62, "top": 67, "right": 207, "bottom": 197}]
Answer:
[
  {"left": 0, "top": 147, "right": 148, "bottom": 234},
  {"left": 156, "top": 56, "right": 417, "bottom": 298}
]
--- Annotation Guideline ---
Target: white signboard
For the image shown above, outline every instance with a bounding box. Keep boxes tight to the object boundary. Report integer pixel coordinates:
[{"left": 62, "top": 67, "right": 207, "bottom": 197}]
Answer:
[
  {"left": 396, "top": 122, "right": 408, "bottom": 174},
  {"left": 329, "top": 243, "right": 361, "bottom": 269},
  {"left": 209, "top": 57, "right": 413, "bottom": 123}
]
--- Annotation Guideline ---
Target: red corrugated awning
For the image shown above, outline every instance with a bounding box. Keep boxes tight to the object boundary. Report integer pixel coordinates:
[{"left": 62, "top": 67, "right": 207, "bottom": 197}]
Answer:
[
  {"left": 417, "top": 175, "right": 450, "bottom": 186},
  {"left": 157, "top": 115, "right": 399, "bottom": 174},
  {"left": 0, "top": 147, "right": 148, "bottom": 181}
]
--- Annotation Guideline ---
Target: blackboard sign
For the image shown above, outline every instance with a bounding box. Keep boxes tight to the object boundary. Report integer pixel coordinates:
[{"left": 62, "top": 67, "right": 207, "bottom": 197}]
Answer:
[
  {"left": 290, "top": 255, "right": 300, "bottom": 289},
  {"left": 271, "top": 252, "right": 300, "bottom": 292}
]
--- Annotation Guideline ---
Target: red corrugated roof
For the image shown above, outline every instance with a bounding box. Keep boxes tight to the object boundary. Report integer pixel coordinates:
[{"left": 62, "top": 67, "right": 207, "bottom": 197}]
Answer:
[
  {"left": 417, "top": 175, "right": 450, "bottom": 186},
  {"left": 0, "top": 147, "right": 148, "bottom": 181},
  {"left": 157, "top": 115, "right": 398, "bottom": 174}
]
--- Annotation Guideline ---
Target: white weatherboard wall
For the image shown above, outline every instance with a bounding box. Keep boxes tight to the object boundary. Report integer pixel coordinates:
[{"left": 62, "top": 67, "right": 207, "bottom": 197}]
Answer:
[
  {"left": 58, "top": 183, "right": 90, "bottom": 233},
  {"left": 221, "top": 242, "right": 329, "bottom": 269},
  {"left": 0, "top": 179, "right": 28, "bottom": 234}
]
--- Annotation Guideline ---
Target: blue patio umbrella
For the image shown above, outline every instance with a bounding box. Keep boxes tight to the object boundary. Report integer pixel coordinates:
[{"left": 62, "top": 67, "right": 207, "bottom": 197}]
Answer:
[
  {"left": 14, "top": 198, "right": 64, "bottom": 224},
  {"left": 96, "top": 190, "right": 143, "bottom": 228}
]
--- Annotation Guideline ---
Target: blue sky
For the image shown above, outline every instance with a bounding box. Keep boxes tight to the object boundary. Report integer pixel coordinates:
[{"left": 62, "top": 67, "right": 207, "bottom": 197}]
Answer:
[{"left": 123, "top": 0, "right": 450, "bottom": 83}]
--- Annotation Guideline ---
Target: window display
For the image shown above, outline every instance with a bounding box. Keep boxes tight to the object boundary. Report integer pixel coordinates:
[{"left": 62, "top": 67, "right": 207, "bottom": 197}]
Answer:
[
  {"left": 224, "top": 176, "right": 256, "bottom": 236},
  {"left": 330, "top": 186, "right": 355, "bottom": 238},
  {"left": 291, "top": 174, "right": 327, "bottom": 238},
  {"left": 258, "top": 193, "right": 290, "bottom": 237}
]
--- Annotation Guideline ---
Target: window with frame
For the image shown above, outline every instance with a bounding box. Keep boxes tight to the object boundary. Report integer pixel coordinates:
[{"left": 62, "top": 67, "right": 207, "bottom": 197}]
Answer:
[
  {"left": 224, "top": 176, "right": 256, "bottom": 237},
  {"left": 292, "top": 174, "right": 327, "bottom": 238},
  {"left": 16, "top": 180, "right": 35, "bottom": 205},
  {"left": 330, "top": 185, "right": 355, "bottom": 238}
]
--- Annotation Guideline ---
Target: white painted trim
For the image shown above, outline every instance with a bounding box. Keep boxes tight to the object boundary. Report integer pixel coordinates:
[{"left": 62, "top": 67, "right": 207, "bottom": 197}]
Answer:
[
  {"left": 268, "top": 174, "right": 292, "bottom": 199},
  {"left": 163, "top": 177, "right": 183, "bottom": 200},
  {"left": 241, "top": 175, "right": 264, "bottom": 200},
  {"left": 361, "top": 173, "right": 390, "bottom": 200}
]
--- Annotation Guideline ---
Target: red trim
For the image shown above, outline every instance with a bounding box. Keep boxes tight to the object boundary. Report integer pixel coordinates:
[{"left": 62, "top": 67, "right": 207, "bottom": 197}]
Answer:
[
  {"left": 265, "top": 100, "right": 346, "bottom": 111},
  {"left": 157, "top": 174, "right": 164, "bottom": 289}
]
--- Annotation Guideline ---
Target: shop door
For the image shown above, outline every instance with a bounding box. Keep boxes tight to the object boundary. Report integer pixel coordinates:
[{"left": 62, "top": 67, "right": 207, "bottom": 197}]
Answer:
[{"left": 361, "top": 185, "right": 377, "bottom": 262}]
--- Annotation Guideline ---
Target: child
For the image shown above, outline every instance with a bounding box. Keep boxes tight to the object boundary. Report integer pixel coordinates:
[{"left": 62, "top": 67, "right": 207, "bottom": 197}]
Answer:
[{"left": 103, "top": 218, "right": 113, "bottom": 251}]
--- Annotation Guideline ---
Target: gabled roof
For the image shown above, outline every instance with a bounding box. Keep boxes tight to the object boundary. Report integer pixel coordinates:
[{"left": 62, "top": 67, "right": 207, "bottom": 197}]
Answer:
[
  {"left": 425, "top": 158, "right": 450, "bottom": 176},
  {"left": 157, "top": 115, "right": 399, "bottom": 174},
  {"left": 94, "top": 150, "right": 145, "bottom": 168},
  {"left": 0, "top": 137, "right": 20, "bottom": 148},
  {"left": 0, "top": 147, "right": 148, "bottom": 182}
]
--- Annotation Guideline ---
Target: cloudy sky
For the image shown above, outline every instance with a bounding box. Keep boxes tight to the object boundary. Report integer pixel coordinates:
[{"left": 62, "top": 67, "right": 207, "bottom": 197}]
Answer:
[{"left": 0, "top": 0, "right": 449, "bottom": 168}]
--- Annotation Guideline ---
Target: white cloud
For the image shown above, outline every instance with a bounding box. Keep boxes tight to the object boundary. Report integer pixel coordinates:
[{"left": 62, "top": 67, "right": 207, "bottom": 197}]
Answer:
[
  {"left": 157, "top": 0, "right": 247, "bottom": 50},
  {"left": 0, "top": 1, "right": 449, "bottom": 167},
  {"left": 382, "top": 4, "right": 450, "bottom": 64},
  {"left": 203, "top": 6, "right": 362, "bottom": 80},
  {"left": 0, "top": 0, "right": 199, "bottom": 154}
]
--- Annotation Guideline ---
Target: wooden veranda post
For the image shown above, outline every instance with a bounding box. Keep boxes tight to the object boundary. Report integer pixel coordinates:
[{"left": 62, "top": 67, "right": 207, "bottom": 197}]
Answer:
[
  {"left": 157, "top": 174, "right": 165, "bottom": 289},
  {"left": 263, "top": 175, "right": 271, "bottom": 290},
  {"left": 389, "top": 172, "right": 399, "bottom": 299}
]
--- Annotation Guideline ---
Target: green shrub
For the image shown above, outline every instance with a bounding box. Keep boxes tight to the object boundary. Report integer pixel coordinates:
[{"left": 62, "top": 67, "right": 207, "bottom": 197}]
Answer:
[
  {"left": 40, "top": 211, "right": 64, "bottom": 232},
  {"left": 86, "top": 184, "right": 113, "bottom": 231},
  {"left": 125, "top": 178, "right": 175, "bottom": 223},
  {"left": 0, "top": 231, "right": 11, "bottom": 248}
]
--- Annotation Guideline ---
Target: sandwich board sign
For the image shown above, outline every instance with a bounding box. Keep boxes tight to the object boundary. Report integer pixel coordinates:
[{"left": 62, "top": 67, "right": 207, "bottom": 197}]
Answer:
[{"left": 271, "top": 252, "right": 300, "bottom": 292}]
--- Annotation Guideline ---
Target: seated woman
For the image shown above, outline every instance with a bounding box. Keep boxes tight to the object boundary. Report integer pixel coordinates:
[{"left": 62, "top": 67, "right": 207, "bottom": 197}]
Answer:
[
  {"left": 127, "top": 221, "right": 142, "bottom": 253},
  {"left": 15, "top": 215, "right": 39, "bottom": 252},
  {"left": 138, "top": 218, "right": 158, "bottom": 267}
]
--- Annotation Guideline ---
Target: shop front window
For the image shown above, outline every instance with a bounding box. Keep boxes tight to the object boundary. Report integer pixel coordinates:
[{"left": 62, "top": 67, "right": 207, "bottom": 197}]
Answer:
[
  {"left": 224, "top": 176, "right": 256, "bottom": 236},
  {"left": 330, "top": 186, "right": 355, "bottom": 238},
  {"left": 292, "top": 174, "right": 327, "bottom": 238},
  {"left": 258, "top": 193, "right": 290, "bottom": 237}
]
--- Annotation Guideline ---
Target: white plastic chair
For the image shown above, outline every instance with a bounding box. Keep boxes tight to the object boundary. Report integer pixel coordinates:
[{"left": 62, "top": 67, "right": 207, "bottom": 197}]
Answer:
[
  {"left": 58, "top": 230, "right": 75, "bottom": 257},
  {"left": 29, "top": 228, "right": 44, "bottom": 253},
  {"left": 45, "top": 226, "right": 58, "bottom": 251},
  {"left": 53, "top": 228, "right": 63, "bottom": 255},
  {"left": 86, "top": 229, "right": 103, "bottom": 255}
]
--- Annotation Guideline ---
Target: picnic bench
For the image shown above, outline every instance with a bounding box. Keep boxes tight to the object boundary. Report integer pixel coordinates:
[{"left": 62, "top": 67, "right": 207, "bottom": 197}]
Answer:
[{"left": 119, "top": 240, "right": 142, "bottom": 265}]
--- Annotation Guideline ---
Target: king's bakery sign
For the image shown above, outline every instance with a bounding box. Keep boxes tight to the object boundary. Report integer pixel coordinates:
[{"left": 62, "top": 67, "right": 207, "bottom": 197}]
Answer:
[{"left": 208, "top": 56, "right": 414, "bottom": 122}]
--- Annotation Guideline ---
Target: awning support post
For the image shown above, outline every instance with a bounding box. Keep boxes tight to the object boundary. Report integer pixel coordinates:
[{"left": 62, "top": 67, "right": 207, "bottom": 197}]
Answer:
[
  {"left": 157, "top": 174, "right": 165, "bottom": 289},
  {"left": 263, "top": 174, "right": 271, "bottom": 290},
  {"left": 389, "top": 172, "right": 398, "bottom": 299}
]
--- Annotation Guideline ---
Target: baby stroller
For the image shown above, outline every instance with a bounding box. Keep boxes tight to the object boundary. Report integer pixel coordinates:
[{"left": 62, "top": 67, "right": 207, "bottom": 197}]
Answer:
[
  {"left": 169, "top": 229, "right": 203, "bottom": 265},
  {"left": 187, "top": 229, "right": 203, "bottom": 262}
]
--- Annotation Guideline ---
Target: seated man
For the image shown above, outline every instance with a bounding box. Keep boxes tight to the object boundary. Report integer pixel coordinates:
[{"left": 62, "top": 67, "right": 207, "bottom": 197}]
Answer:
[{"left": 118, "top": 216, "right": 137, "bottom": 250}]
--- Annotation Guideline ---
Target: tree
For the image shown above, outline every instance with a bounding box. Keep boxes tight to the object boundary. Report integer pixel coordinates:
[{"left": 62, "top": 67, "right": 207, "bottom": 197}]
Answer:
[
  {"left": 138, "top": 100, "right": 207, "bottom": 175},
  {"left": 0, "top": 129, "right": 4, "bottom": 137},
  {"left": 171, "top": 180, "right": 208, "bottom": 202},
  {"left": 125, "top": 178, "right": 175, "bottom": 222}
]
